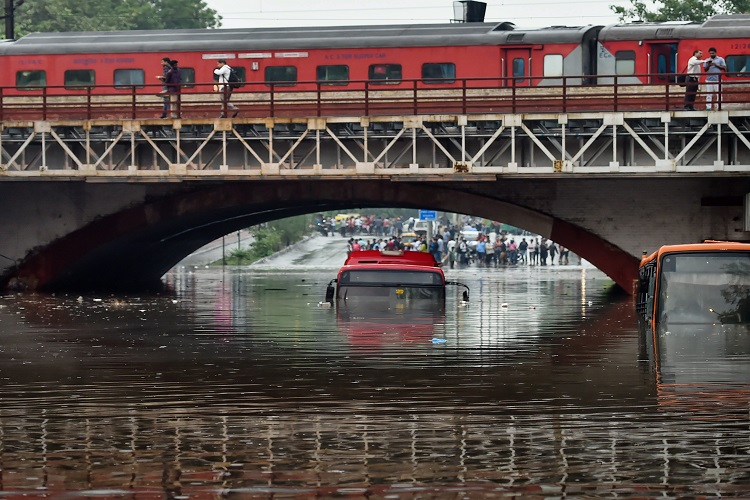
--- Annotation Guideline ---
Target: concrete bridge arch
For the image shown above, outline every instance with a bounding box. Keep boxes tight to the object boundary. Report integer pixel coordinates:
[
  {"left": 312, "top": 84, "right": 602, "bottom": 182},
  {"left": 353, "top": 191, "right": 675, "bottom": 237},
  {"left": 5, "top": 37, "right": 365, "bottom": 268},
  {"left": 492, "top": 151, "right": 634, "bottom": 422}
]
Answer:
[{"left": 1, "top": 177, "right": 674, "bottom": 292}]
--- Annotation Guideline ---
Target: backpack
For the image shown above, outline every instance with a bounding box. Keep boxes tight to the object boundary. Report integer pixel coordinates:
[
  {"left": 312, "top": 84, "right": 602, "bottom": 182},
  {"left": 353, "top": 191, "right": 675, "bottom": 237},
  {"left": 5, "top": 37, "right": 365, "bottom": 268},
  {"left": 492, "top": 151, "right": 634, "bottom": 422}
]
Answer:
[{"left": 227, "top": 67, "right": 241, "bottom": 89}]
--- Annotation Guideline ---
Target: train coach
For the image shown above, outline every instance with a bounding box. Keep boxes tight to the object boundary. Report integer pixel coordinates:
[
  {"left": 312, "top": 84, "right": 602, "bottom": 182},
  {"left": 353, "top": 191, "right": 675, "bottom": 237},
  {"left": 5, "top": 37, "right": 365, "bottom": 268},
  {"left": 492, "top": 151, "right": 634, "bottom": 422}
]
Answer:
[
  {"left": 0, "top": 14, "right": 749, "bottom": 108},
  {"left": 598, "top": 14, "right": 750, "bottom": 85},
  {"left": 0, "top": 22, "right": 599, "bottom": 96}
]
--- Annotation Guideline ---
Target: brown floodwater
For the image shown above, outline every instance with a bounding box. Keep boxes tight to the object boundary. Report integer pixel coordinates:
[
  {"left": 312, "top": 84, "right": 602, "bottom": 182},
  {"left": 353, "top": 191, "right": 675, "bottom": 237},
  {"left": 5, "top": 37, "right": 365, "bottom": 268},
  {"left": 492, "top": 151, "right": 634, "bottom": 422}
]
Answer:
[{"left": 1, "top": 264, "right": 750, "bottom": 498}]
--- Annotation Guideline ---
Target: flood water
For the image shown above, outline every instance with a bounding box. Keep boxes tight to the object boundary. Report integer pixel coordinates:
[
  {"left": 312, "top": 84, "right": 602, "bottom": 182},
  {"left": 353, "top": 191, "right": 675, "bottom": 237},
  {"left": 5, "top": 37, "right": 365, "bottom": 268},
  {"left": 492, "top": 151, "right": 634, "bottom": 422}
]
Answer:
[{"left": 2, "top": 253, "right": 750, "bottom": 497}]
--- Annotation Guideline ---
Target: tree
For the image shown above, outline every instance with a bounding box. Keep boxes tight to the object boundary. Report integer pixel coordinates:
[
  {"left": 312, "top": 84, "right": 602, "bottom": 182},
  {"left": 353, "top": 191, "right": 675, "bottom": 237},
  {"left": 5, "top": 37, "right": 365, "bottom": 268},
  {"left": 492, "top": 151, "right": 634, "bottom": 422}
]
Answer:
[
  {"left": 15, "top": 0, "right": 220, "bottom": 35},
  {"left": 611, "top": 0, "right": 750, "bottom": 22},
  {"left": 150, "top": 0, "right": 222, "bottom": 30}
]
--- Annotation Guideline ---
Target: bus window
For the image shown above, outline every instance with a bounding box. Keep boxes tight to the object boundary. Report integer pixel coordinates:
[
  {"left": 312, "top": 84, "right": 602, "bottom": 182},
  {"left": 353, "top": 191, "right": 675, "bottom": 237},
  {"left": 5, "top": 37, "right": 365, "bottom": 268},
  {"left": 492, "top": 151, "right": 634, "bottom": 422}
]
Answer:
[{"left": 658, "top": 252, "right": 750, "bottom": 325}]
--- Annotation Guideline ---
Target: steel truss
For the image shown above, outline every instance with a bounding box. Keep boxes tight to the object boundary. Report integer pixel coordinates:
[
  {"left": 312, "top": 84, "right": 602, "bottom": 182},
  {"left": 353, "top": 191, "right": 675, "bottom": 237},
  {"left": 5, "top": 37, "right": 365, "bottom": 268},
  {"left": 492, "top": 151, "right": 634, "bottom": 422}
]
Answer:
[{"left": 2, "top": 111, "right": 750, "bottom": 178}]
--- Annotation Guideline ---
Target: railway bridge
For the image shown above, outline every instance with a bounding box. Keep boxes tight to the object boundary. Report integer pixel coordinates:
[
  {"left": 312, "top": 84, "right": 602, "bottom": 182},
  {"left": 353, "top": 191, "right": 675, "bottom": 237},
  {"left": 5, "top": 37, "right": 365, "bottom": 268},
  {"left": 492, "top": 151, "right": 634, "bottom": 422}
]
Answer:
[{"left": 2, "top": 104, "right": 750, "bottom": 292}]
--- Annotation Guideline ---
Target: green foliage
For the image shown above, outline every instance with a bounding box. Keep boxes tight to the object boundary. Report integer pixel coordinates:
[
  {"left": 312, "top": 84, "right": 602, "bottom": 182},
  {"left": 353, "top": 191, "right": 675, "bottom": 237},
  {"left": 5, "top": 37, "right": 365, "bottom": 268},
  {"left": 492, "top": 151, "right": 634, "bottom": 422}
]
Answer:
[
  {"left": 224, "top": 248, "right": 254, "bottom": 265},
  {"left": 209, "top": 215, "right": 318, "bottom": 266},
  {"left": 249, "top": 229, "right": 283, "bottom": 259},
  {"left": 15, "top": 0, "right": 221, "bottom": 35},
  {"left": 611, "top": 0, "right": 749, "bottom": 22},
  {"left": 150, "top": 0, "right": 222, "bottom": 30},
  {"left": 266, "top": 216, "right": 310, "bottom": 247}
]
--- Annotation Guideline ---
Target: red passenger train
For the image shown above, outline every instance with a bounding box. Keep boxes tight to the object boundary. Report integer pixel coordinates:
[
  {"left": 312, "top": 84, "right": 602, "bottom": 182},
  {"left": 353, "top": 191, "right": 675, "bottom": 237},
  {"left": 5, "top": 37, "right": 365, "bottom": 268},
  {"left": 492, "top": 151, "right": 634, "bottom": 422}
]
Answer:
[{"left": 1, "top": 14, "right": 750, "bottom": 113}]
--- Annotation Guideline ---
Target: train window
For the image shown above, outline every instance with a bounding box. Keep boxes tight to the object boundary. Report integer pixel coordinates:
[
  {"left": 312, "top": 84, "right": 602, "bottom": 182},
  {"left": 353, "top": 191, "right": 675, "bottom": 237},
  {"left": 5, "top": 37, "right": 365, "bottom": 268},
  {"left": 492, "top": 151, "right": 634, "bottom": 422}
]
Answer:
[
  {"left": 543, "top": 55, "right": 563, "bottom": 77},
  {"left": 114, "top": 69, "right": 145, "bottom": 89},
  {"left": 317, "top": 65, "right": 349, "bottom": 85},
  {"left": 726, "top": 55, "right": 750, "bottom": 75},
  {"left": 656, "top": 54, "right": 668, "bottom": 78},
  {"left": 16, "top": 70, "right": 46, "bottom": 89},
  {"left": 233, "top": 67, "right": 247, "bottom": 88},
  {"left": 369, "top": 64, "right": 402, "bottom": 84},
  {"left": 422, "top": 63, "right": 455, "bottom": 84},
  {"left": 615, "top": 51, "right": 636, "bottom": 75},
  {"left": 64, "top": 70, "right": 95, "bottom": 89},
  {"left": 265, "top": 66, "right": 296, "bottom": 86},
  {"left": 512, "top": 58, "right": 525, "bottom": 83},
  {"left": 180, "top": 68, "right": 196, "bottom": 88}
]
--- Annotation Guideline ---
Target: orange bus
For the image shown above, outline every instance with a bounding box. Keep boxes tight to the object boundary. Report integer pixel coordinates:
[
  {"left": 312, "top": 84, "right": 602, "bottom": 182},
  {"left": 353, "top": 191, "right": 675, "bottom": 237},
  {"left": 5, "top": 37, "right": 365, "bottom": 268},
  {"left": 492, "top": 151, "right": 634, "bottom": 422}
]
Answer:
[{"left": 636, "top": 241, "right": 750, "bottom": 332}]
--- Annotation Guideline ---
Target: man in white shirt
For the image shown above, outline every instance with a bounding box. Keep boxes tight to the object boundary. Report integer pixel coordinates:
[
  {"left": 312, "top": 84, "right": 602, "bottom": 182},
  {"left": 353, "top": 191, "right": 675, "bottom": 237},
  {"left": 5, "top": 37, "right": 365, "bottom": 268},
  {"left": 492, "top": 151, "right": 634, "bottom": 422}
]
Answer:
[
  {"left": 684, "top": 49, "right": 705, "bottom": 111},
  {"left": 213, "top": 59, "right": 239, "bottom": 117}
]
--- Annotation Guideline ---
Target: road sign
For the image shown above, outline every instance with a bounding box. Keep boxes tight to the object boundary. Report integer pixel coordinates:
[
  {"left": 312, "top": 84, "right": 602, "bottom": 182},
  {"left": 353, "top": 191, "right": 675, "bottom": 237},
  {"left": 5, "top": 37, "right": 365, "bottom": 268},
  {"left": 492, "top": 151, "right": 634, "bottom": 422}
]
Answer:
[{"left": 419, "top": 210, "right": 437, "bottom": 221}]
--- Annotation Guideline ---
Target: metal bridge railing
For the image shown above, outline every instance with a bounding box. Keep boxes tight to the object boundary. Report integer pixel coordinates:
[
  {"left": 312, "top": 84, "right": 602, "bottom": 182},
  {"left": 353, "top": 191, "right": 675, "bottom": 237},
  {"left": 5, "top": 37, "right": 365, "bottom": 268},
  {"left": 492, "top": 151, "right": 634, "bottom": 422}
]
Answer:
[{"left": 0, "top": 73, "right": 745, "bottom": 121}]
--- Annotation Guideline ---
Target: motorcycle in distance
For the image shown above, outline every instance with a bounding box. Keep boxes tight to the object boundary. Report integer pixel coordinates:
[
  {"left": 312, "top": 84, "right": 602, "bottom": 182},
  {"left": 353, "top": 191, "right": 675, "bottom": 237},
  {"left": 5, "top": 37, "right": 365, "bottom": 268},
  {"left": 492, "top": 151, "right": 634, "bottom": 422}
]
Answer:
[{"left": 316, "top": 221, "right": 332, "bottom": 236}]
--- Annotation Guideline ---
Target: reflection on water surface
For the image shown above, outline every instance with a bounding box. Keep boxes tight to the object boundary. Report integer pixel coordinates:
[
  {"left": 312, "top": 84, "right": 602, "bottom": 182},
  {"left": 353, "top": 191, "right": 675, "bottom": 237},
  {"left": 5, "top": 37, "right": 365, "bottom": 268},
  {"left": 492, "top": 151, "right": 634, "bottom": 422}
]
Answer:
[{"left": 1, "top": 265, "right": 750, "bottom": 496}]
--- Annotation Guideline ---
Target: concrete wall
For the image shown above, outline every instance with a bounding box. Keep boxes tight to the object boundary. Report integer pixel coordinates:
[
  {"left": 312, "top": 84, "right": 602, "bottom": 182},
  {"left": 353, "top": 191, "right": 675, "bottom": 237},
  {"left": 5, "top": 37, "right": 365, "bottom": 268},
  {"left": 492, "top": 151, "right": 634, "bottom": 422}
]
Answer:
[{"left": 1, "top": 176, "right": 748, "bottom": 292}]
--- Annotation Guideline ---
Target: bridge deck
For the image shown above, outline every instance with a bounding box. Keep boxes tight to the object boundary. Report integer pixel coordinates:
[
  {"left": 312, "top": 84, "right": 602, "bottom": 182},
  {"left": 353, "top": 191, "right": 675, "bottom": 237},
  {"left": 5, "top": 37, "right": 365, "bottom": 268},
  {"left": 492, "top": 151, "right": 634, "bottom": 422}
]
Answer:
[{"left": 2, "top": 110, "right": 750, "bottom": 178}]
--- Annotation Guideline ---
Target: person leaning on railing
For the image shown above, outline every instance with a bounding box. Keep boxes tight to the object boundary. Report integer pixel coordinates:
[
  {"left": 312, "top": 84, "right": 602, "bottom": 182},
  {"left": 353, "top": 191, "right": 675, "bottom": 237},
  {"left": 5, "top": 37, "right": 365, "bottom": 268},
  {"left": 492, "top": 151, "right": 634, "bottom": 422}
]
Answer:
[{"left": 683, "top": 49, "right": 705, "bottom": 111}]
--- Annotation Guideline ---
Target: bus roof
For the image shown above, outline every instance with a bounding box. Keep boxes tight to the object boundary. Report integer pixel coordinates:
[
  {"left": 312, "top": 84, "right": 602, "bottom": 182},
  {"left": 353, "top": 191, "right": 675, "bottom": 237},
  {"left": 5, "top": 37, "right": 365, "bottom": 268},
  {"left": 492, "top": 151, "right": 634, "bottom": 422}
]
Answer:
[
  {"left": 344, "top": 250, "right": 439, "bottom": 267},
  {"left": 640, "top": 241, "right": 750, "bottom": 267}
]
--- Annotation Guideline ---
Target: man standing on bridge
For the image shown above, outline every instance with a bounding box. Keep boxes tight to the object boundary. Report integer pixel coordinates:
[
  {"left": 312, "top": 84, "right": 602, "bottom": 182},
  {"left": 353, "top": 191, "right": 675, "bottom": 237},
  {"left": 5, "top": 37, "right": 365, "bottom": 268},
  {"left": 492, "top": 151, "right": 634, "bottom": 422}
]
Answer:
[
  {"left": 703, "top": 47, "right": 726, "bottom": 111},
  {"left": 214, "top": 59, "right": 239, "bottom": 118},
  {"left": 683, "top": 49, "right": 704, "bottom": 111}
]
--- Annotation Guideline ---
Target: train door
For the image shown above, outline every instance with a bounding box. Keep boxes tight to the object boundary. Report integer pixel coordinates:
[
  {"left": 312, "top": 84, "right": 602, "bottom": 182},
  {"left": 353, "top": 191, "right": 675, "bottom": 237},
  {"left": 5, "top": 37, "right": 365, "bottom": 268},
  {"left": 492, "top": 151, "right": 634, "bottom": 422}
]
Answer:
[
  {"left": 648, "top": 42, "right": 678, "bottom": 84},
  {"left": 504, "top": 48, "right": 532, "bottom": 87}
]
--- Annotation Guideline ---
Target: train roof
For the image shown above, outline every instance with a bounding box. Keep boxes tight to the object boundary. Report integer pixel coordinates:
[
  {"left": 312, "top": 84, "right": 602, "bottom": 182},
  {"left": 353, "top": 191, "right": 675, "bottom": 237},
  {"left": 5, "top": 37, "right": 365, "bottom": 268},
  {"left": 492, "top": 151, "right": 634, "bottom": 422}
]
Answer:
[
  {"left": 0, "top": 23, "right": 602, "bottom": 55},
  {"left": 599, "top": 14, "right": 750, "bottom": 41}
]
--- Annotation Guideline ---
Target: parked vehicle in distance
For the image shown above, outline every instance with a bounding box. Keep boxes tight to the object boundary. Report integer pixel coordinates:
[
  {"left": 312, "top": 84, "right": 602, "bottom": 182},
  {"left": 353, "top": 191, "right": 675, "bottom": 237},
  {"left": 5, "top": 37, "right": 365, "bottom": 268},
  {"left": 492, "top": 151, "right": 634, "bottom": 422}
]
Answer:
[
  {"left": 636, "top": 241, "right": 750, "bottom": 333},
  {"left": 400, "top": 232, "right": 419, "bottom": 249},
  {"left": 413, "top": 220, "right": 437, "bottom": 236},
  {"left": 325, "top": 249, "right": 469, "bottom": 304}
]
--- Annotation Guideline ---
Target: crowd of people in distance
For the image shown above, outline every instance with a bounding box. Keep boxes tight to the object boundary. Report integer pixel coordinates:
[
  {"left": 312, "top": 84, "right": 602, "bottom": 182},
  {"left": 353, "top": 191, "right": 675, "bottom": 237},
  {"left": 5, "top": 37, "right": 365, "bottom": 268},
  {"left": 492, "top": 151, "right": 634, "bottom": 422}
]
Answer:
[{"left": 319, "top": 214, "right": 577, "bottom": 267}]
